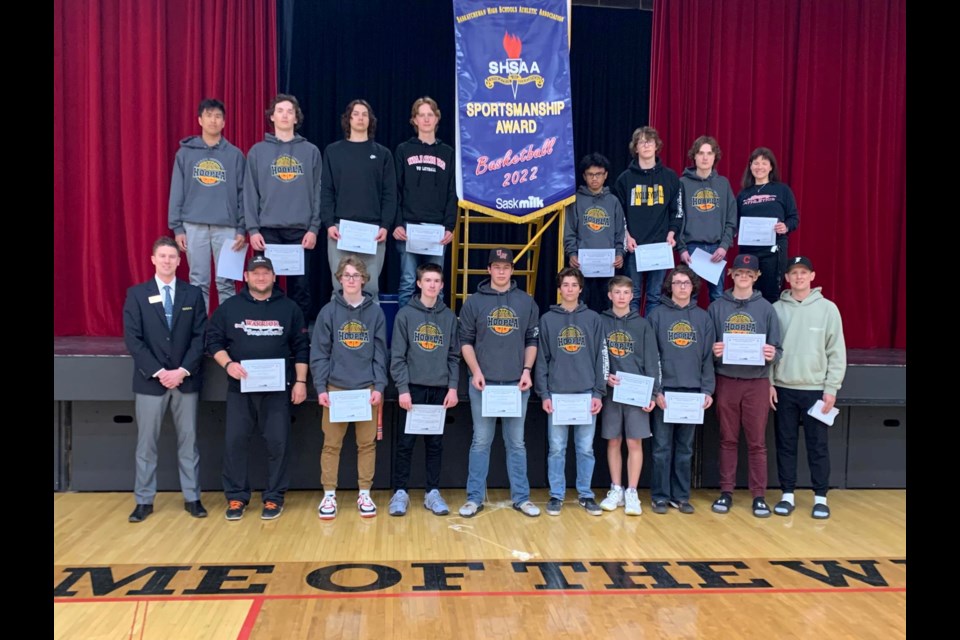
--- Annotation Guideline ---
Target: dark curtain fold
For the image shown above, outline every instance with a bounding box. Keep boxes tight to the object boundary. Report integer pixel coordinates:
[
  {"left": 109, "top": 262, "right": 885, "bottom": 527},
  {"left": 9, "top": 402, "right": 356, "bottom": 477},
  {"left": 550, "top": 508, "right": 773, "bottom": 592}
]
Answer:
[
  {"left": 650, "top": 0, "right": 905, "bottom": 349},
  {"left": 54, "top": 0, "right": 277, "bottom": 335}
]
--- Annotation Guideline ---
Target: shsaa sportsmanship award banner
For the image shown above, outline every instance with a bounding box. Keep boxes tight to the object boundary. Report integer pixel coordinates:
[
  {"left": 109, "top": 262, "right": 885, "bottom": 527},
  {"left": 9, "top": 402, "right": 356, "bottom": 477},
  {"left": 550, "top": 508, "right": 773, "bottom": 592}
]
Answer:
[{"left": 453, "top": 0, "right": 576, "bottom": 222}]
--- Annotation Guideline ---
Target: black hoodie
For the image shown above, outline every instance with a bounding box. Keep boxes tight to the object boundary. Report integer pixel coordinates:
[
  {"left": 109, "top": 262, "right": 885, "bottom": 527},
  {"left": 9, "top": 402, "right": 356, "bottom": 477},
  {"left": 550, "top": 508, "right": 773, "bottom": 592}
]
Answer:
[
  {"left": 394, "top": 137, "right": 458, "bottom": 231},
  {"left": 612, "top": 158, "right": 684, "bottom": 245}
]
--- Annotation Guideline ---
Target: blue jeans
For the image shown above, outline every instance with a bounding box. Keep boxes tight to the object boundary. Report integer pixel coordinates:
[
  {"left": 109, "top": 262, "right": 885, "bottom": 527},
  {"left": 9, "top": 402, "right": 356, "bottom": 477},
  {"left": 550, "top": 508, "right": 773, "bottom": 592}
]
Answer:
[
  {"left": 547, "top": 413, "right": 597, "bottom": 500},
  {"left": 651, "top": 404, "right": 696, "bottom": 504},
  {"left": 626, "top": 253, "right": 667, "bottom": 317},
  {"left": 684, "top": 242, "right": 724, "bottom": 302},
  {"left": 397, "top": 240, "right": 446, "bottom": 308},
  {"left": 466, "top": 381, "right": 531, "bottom": 505}
]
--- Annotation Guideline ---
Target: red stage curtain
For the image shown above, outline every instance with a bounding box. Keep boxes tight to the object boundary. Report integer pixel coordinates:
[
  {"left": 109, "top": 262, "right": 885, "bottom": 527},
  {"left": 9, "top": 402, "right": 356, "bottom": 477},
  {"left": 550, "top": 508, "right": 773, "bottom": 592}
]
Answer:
[
  {"left": 54, "top": 0, "right": 277, "bottom": 336},
  {"left": 651, "top": 0, "right": 905, "bottom": 349}
]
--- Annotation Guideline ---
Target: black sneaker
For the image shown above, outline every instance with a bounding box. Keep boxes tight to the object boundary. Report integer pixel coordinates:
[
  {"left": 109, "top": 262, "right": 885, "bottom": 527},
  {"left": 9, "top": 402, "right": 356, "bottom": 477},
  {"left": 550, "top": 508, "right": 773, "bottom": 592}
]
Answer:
[
  {"left": 546, "top": 497, "right": 563, "bottom": 516},
  {"left": 578, "top": 497, "right": 602, "bottom": 516},
  {"left": 225, "top": 500, "right": 247, "bottom": 521},
  {"left": 261, "top": 501, "right": 283, "bottom": 520},
  {"left": 651, "top": 500, "right": 669, "bottom": 514},
  {"left": 670, "top": 500, "right": 695, "bottom": 514}
]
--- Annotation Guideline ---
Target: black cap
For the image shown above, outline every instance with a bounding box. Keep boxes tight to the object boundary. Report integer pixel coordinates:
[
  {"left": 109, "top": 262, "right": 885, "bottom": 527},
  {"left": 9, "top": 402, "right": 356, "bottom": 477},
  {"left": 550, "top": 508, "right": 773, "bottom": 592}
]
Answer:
[
  {"left": 246, "top": 255, "right": 274, "bottom": 272},
  {"left": 731, "top": 253, "right": 760, "bottom": 271},
  {"left": 488, "top": 247, "right": 515, "bottom": 265},
  {"left": 786, "top": 256, "right": 814, "bottom": 272}
]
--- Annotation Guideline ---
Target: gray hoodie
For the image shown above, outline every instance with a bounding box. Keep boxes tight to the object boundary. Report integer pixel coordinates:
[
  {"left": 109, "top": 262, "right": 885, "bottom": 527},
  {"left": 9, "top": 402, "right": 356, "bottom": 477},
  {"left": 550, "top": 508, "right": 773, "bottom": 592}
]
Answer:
[
  {"left": 458, "top": 279, "right": 539, "bottom": 383},
  {"left": 677, "top": 168, "right": 738, "bottom": 254},
  {"left": 707, "top": 289, "right": 782, "bottom": 379},
  {"left": 647, "top": 296, "right": 715, "bottom": 394},
  {"left": 535, "top": 303, "right": 608, "bottom": 399},
  {"left": 564, "top": 185, "right": 626, "bottom": 260},
  {"left": 168, "top": 136, "right": 245, "bottom": 235},
  {"left": 310, "top": 291, "right": 388, "bottom": 393},
  {"left": 390, "top": 295, "right": 461, "bottom": 394},
  {"left": 244, "top": 134, "right": 322, "bottom": 235},
  {"left": 599, "top": 308, "right": 662, "bottom": 395}
]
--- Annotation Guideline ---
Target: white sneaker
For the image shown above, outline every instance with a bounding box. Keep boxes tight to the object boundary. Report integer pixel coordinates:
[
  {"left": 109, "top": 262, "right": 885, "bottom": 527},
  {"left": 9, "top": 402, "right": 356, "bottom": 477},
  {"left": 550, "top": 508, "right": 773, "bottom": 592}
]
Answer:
[
  {"left": 318, "top": 494, "right": 337, "bottom": 520},
  {"left": 357, "top": 492, "right": 377, "bottom": 518},
  {"left": 600, "top": 485, "right": 625, "bottom": 511},
  {"left": 624, "top": 488, "right": 642, "bottom": 516}
]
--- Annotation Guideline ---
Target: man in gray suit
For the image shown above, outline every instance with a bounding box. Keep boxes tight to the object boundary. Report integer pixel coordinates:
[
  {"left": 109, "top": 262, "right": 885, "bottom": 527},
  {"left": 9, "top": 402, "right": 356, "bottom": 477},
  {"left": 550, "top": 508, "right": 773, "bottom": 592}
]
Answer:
[{"left": 122, "top": 236, "right": 208, "bottom": 522}]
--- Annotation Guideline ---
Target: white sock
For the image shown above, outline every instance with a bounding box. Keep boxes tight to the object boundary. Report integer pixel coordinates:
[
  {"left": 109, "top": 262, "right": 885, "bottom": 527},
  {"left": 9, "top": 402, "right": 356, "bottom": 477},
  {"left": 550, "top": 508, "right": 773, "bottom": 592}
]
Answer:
[
  {"left": 814, "top": 495, "right": 827, "bottom": 506},
  {"left": 781, "top": 492, "right": 795, "bottom": 505},
  {"left": 359, "top": 489, "right": 370, "bottom": 497},
  {"left": 612, "top": 484, "right": 623, "bottom": 491},
  {"left": 325, "top": 490, "right": 336, "bottom": 498}
]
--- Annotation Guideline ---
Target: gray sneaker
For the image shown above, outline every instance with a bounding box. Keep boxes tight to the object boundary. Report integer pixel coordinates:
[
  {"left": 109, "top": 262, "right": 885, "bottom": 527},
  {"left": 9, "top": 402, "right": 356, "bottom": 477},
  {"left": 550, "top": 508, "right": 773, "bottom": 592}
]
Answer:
[
  {"left": 459, "top": 501, "right": 484, "bottom": 517},
  {"left": 423, "top": 490, "right": 450, "bottom": 516},
  {"left": 388, "top": 489, "right": 409, "bottom": 516},
  {"left": 546, "top": 497, "right": 563, "bottom": 516},
  {"left": 514, "top": 500, "right": 541, "bottom": 517},
  {"left": 578, "top": 497, "right": 602, "bottom": 516}
]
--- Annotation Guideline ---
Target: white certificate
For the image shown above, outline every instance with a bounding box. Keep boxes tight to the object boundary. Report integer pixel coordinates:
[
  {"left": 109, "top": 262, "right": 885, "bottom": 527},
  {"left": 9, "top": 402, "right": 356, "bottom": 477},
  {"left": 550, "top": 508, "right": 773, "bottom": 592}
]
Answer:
[
  {"left": 551, "top": 393, "right": 593, "bottom": 425},
  {"left": 216, "top": 243, "right": 247, "bottom": 281},
  {"left": 406, "top": 223, "right": 445, "bottom": 256},
  {"left": 328, "top": 389, "right": 373, "bottom": 423},
  {"left": 404, "top": 404, "right": 447, "bottom": 434},
  {"left": 239, "top": 358, "right": 286, "bottom": 393},
  {"left": 481, "top": 384, "right": 522, "bottom": 418},
  {"left": 738, "top": 217, "right": 777, "bottom": 247},
  {"left": 264, "top": 244, "right": 305, "bottom": 275},
  {"left": 807, "top": 400, "right": 840, "bottom": 427},
  {"left": 578, "top": 248, "right": 615, "bottom": 278},
  {"left": 612, "top": 372, "right": 655, "bottom": 407},
  {"left": 689, "top": 247, "right": 725, "bottom": 285},
  {"left": 337, "top": 219, "right": 379, "bottom": 255},
  {"left": 663, "top": 392, "right": 705, "bottom": 424},
  {"left": 722, "top": 333, "right": 766, "bottom": 366},
  {"left": 635, "top": 242, "right": 675, "bottom": 272}
]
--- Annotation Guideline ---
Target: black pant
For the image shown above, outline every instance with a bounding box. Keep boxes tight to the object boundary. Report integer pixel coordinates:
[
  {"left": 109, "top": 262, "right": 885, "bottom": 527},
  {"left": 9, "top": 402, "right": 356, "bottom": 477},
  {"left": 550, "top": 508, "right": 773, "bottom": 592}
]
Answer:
[
  {"left": 743, "top": 238, "right": 787, "bottom": 304},
  {"left": 581, "top": 276, "right": 611, "bottom": 314},
  {"left": 223, "top": 390, "right": 291, "bottom": 504},
  {"left": 774, "top": 386, "right": 830, "bottom": 496},
  {"left": 258, "top": 227, "right": 313, "bottom": 322},
  {"left": 393, "top": 384, "right": 447, "bottom": 492}
]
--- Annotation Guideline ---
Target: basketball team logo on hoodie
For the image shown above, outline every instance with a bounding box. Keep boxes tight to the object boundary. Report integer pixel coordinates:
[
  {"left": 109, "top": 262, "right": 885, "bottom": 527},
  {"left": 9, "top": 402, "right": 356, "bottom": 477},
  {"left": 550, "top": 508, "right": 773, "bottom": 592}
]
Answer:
[
  {"left": 667, "top": 320, "right": 697, "bottom": 348},
  {"left": 271, "top": 155, "right": 304, "bottom": 182},
  {"left": 724, "top": 312, "right": 757, "bottom": 334},
  {"left": 583, "top": 207, "right": 610, "bottom": 232},
  {"left": 606, "top": 329, "right": 634, "bottom": 358},
  {"left": 487, "top": 306, "right": 519, "bottom": 335},
  {"left": 192, "top": 158, "right": 227, "bottom": 187},
  {"left": 558, "top": 325, "right": 586, "bottom": 353},
  {"left": 338, "top": 320, "right": 370, "bottom": 349},
  {"left": 691, "top": 188, "right": 720, "bottom": 212},
  {"left": 414, "top": 322, "right": 444, "bottom": 352}
]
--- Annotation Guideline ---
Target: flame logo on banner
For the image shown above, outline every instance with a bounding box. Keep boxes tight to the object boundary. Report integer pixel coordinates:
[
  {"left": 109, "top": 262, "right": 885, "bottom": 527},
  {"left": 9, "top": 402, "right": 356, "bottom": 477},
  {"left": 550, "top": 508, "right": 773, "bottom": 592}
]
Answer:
[{"left": 503, "top": 32, "right": 522, "bottom": 59}]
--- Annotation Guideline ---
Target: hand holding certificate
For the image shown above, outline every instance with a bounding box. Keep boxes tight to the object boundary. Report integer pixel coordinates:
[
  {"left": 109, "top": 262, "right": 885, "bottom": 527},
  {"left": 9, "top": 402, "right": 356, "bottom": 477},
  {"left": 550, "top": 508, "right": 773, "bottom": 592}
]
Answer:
[
  {"left": 481, "top": 384, "right": 522, "bottom": 418},
  {"left": 807, "top": 400, "right": 840, "bottom": 426},
  {"left": 404, "top": 404, "right": 447, "bottom": 434},
  {"left": 689, "top": 248, "right": 725, "bottom": 285},
  {"left": 337, "top": 219, "right": 379, "bottom": 255},
  {"left": 612, "top": 372, "right": 654, "bottom": 408},
  {"left": 264, "top": 244, "right": 305, "bottom": 275},
  {"left": 663, "top": 392, "right": 706, "bottom": 424},
  {"left": 738, "top": 217, "right": 777, "bottom": 247},
  {"left": 722, "top": 333, "right": 766, "bottom": 366},
  {"left": 550, "top": 394, "right": 593, "bottom": 425},
  {"left": 406, "top": 223, "right": 445, "bottom": 256},
  {"left": 239, "top": 359, "right": 286, "bottom": 393},
  {"left": 635, "top": 242, "right": 675, "bottom": 272},
  {"left": 328, "top": 389, "right": 373, "bottom": 423},
  {"left": 577, "top": 249, "right": 615, "bottom": 278}
]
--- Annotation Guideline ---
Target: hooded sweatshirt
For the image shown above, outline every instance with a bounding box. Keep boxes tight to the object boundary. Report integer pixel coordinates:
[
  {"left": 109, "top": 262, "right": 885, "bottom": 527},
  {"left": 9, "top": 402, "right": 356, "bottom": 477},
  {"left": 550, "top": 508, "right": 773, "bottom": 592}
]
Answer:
[
  {"left": 736, "top": 181, "right": 799, "bottom": 256},
  {"left": 677, "top": 167, "right": 738, "bottom": 253},
  {"left": 394, "top": 137, "right": 457, "bottom": 231},
  {"left": 535, "top": 302, "right": 608, "bottom": 399},
  {"left": 458, "top": 279, "right": 539, "bottom": 383},
  {"left": 320, "top": 139, "right": 397, "bottom": 230},
  {"left": 310, "top": 291, "right": 388, "bottom": 393},
  {"left": 708, "top": 289, "right": 782, "bottom": 379},
  {"left": 612, "top": 158, "right": 684, "bottom": 246},
  {"left": 243, "top": 133, "right": 322, "bottom": 234},
  {"left": 168, "top": 136, "right": 246, "bottom": 236},
  {"left": 205, "top": 285, "right": 309, "bottom": 394},
  {"left": 564, "top": 185, "right": 626, "bottom": 261},
  {"left": 647, "top": 296, "right": 715, "bottom": 394},
  {"left": 600, "top": 307, "right": 662, "bottom": 395},
  {"left": 390, "top": 295, "right": 461, "bottom": 394},
  {"left": 772, "top": 288, "right": 846, "bottom": 395}
]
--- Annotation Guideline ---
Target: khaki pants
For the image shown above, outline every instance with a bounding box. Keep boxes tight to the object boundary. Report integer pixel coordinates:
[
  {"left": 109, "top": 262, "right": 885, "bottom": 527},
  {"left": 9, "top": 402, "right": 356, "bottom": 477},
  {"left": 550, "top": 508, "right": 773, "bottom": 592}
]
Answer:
[{"left": 321, "top": 384, "right": 378, "bottom": 491}]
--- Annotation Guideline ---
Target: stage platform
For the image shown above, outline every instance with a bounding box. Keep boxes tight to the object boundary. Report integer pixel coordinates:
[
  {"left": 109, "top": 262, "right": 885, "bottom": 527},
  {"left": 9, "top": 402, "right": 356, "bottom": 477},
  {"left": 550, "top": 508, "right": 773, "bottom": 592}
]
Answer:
[{"left": 54, "top": 338, "right": 905, "bottom": 494}]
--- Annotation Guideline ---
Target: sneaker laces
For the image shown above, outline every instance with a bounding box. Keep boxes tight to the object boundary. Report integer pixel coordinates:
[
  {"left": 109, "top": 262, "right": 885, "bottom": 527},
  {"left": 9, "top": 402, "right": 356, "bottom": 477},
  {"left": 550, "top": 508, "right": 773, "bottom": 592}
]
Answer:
[
  {"left": 228, "top": 500, "right": 244, "bottom": 510},
  {"left": 263, "top": 501, "right": 279, "bottom": 511}
]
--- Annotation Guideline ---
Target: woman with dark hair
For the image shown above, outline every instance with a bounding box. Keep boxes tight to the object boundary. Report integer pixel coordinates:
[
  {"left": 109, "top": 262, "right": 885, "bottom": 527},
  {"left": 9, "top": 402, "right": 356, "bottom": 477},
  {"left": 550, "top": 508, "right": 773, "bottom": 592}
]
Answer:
[{"left": 736, "top": 148, "right": 800, "bottom": 303}]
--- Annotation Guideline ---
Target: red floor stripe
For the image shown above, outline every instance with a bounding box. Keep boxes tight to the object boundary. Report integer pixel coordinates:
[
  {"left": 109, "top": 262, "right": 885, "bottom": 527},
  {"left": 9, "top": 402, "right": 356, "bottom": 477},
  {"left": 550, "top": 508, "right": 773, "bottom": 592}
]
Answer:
[
  {"left": 138, "top": 601, "right": 149, "bottom": 640},
  {"left": 236, "top": 598, "right": 264, "bottom": 640},
  {"left": 126, "top": 600, "right": 140, "bottom": 640}
]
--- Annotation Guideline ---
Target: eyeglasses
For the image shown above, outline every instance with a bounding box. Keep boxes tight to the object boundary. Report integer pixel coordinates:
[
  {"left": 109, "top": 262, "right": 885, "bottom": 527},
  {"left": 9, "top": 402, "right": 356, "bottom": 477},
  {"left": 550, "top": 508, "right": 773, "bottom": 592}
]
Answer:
[
  {"left": 585, "top": 171, "right": 606, "bottom": 179},
  {"left": 341, "top": 273, "right": 363, "bottom": 281},
  {"left": 671, "top": 281, "right": 692, "bottom": 288},
  {"left": 637, "top": 140, "right": 656, "bottom": 147}
]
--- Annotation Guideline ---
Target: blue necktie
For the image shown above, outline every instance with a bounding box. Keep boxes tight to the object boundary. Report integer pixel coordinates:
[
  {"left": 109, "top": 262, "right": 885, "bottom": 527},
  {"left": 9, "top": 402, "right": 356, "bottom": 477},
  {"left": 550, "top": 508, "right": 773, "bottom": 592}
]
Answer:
[{"left": 163, "top": 285, "right": 173, "bottom": 329}]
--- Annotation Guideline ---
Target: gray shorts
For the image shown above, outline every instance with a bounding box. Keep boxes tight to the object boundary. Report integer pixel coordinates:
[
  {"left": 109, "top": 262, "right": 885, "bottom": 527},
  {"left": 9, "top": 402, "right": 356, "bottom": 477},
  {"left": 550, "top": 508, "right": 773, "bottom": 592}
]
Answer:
[{"left": 601, "top": 399, "right": 652, "bottom": 440}]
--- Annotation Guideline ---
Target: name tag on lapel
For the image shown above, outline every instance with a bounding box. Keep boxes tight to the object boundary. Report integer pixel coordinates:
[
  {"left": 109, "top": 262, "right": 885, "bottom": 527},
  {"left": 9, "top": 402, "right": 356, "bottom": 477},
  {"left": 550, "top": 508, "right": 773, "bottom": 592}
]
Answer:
[{"left": 148, "top": 295, "right": 162, "bottom": 304}]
